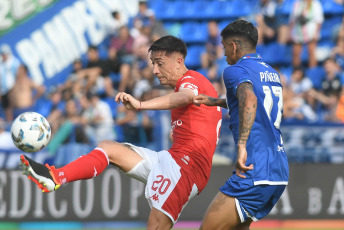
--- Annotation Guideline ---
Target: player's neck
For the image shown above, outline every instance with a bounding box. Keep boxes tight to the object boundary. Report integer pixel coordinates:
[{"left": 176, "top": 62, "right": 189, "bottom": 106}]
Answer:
[
  {"left": 169, "top": 66, "right": 189, "bottom": 87},
  {"left": 237, "top": 49, "right": 256, "bottom": 62}
]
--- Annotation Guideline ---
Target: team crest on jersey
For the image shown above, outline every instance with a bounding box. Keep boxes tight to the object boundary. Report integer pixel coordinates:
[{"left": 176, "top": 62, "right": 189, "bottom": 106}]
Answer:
[{"left": 179, "top": 83, "right": 199, "bottom": 95}]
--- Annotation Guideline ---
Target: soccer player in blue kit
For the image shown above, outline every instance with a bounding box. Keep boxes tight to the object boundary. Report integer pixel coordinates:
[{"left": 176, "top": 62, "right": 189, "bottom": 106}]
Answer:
[{"left": 194, "top": 19, "right": 289, "bottom": 229}]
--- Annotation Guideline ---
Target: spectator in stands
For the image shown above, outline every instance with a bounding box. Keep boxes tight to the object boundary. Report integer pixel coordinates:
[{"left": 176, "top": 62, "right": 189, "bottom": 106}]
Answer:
[
  {"left": 85, "top": 46, "right": 115, "bottom": 96},
  {"left": 285, "top": 67, "right": 319, "bottom": 121},
  {"left": 290, "top": 66, "right": 313, "bottom": 97},
  {"left": 133, "top": 0, "right": 155, "bottom": 31},
  {"left": 108, "top": 11, "right": 126, "bottom": 37},
  {"left": 79, "top": 93, "right": 116, "bottom": 145},
  {"left": 110, "top": 25, "right": 135, "bottom": 92},
  {"left": 256, "top": 0, "right": 289, "bottom": 44},
  {"left": 331, "top": 26, "right": 344, "bottom": 70},
  {"left": 46, "top": 87, "right": 66, "bottom": 135},
  {"left": 70, "top": 47, "right": 115, "bottom": 97},
  {"left": 289, "top": 0, "right": 324, "bottom": 68},
  {"left": 308, "top": 58, "right": 343, "bottom": 121},
  {"left": 201, "top": 21, "right": 223, "bottom": 80},
  {"left": 201, "top": 21, "right": 222, "bottom": 69},
  {"left": 115, "top": 103, "right": 143, "bottom": 144},
  {"left": 320, "top": 58, "right": 343, "bottom": 97},
  {"left": 46, "top": 99, "right": 88, "bottom": 155},
  {"left": 0, "top": 44, "right": 20, "bottom": 121},
  {"left": 9, "top": 65, "right": 45, "bottom": 119}
]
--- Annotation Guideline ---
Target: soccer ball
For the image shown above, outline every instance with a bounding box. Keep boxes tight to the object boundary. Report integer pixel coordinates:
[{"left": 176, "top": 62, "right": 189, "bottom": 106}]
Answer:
[{"left": 11, "top": 112, "right": 51, "bottom": 153}]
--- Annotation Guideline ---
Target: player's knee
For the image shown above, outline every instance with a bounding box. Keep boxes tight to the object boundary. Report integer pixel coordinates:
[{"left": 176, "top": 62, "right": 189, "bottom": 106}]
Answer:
[{"left": 97, "top": 140, "right": 119, "bottom": 157}]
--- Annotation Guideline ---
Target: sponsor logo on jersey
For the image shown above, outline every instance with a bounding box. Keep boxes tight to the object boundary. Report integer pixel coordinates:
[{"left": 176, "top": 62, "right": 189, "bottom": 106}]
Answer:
[{"left": 171, "top": 119, "right": 183, "bottom": 135}]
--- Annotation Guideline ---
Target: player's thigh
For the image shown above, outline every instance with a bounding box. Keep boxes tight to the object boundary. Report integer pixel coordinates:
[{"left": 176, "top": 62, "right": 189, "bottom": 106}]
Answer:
[
  {"left": 97, "top": 140, "right": 143, "bottom": 172},
  {"left": 201, "top": 192, "right": 241, "bottom": 230},
  {"left": 147, "top": 207, "right": 173, "bottom": 230}
]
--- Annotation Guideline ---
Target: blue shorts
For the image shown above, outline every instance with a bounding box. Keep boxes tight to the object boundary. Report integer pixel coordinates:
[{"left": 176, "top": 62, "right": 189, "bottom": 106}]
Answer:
[{"left": 220, "top": 174, "right": 286, "bottom": 223}]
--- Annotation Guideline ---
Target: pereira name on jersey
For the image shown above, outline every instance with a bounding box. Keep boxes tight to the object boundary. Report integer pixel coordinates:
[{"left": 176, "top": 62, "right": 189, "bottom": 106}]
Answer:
[
  {"left": 169, "top": 70, "right": 222, "bottom": 193},
  {"left": 223, "top": 54, "right": 289, "bottom": 186}
]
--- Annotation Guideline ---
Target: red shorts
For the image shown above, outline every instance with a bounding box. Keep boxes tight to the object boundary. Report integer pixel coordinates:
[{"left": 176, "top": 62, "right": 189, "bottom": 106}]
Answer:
[{"left": 125, "top": 143, "right": 199, "bottom": 223}]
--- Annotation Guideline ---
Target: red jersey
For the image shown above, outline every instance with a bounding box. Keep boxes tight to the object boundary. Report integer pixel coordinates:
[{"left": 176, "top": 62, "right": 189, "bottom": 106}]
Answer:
[{"left": 169, "top": 70, "right": 222, "bottom": 193}]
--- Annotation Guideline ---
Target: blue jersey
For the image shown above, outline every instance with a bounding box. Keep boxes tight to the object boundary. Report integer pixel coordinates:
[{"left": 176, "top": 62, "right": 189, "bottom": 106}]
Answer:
[{"left": 223, "top": 53, "right": 288, "bottom": 185}]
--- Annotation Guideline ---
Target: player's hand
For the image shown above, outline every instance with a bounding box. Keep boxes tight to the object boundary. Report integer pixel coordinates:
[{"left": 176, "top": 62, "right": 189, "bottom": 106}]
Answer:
[
  {"left": 235, "top": 145, "right": 254, "bottom": 179},
  {"left": 193, "top": 94, "right": 215, "bottom": 106},
  {"left": 115, "top": 92, "right": 140, "bottom": 110}
]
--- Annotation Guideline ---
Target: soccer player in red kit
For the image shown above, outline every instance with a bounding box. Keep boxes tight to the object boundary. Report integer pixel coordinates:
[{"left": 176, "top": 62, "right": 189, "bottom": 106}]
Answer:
[{"left": 19, "top": 35, "right": 222, "bottom": 229}]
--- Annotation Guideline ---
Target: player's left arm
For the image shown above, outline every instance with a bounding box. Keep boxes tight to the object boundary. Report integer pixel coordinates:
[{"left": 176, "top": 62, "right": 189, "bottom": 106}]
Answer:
[{"left": 236, "top": 82, "right": 256, "bottom": 178}]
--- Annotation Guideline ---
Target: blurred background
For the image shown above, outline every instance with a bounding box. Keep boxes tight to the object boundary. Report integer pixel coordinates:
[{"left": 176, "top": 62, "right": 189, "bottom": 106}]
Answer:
[{"left": 0, "top": 0, "right": 344, "bottom": 229}]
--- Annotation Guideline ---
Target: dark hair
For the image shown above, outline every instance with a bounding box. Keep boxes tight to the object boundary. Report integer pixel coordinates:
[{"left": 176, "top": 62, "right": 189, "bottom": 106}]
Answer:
[
  {"left": 21, "top": 64, "right": 28, "bottom": 73},
  {"left": 148, "top": 35, "right": 187, "bottom": 58},
  {"left": 221, "top": 19, "right": 258, "bottom": 48},
  {"left": 88, "top": 45, "right": 98, "bottom": 51},
  {"left": 293, "top": 66, "right": 304, "bottom": 73},
  {"left": 112, "top": 11, "right": 119, "bottom": 18}
]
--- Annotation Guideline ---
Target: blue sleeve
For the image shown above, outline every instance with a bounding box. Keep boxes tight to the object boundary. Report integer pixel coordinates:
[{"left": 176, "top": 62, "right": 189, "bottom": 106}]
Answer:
[{"left": 223, "top": 65, "right": 253, "bottom": 97}]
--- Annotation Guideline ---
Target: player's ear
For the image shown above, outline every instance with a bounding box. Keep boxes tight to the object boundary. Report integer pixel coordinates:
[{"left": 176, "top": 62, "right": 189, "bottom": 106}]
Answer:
[
  {"left": 176, "top": 55, "right": 184, "bottom": 66},
  {"left": 231, "top": 41, "right": 238, "bottom": 55}
]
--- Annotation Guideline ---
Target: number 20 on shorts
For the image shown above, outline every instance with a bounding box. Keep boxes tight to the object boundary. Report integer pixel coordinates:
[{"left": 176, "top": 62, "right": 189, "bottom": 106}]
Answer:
[{"left": 151, "top": 175, "right": 171, "bottom": 195}]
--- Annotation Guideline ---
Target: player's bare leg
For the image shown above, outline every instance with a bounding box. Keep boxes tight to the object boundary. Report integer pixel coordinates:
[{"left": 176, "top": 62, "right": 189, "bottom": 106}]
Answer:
[
  {"left": 147, "top": 207, "right": 173, "bottom": 230},
  {"left": 97, "top": 140, "right": 143, "bottom": 172},
  {"left": 200, "top": 192, "right": 252, "bottom": 230}
]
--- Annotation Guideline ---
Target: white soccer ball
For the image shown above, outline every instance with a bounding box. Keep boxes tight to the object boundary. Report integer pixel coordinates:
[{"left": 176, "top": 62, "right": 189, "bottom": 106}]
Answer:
[{"left": 11, "top": 112, "right": 51, "bottom": 153}]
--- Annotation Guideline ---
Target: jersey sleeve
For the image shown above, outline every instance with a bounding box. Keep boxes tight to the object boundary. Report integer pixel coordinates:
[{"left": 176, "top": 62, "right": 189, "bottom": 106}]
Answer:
[
  {"left": 223, "top": 65, "right": 253, "bottom": 97},
  {"left": 177, "top": 76, "right": 200, "bottom": 96}
]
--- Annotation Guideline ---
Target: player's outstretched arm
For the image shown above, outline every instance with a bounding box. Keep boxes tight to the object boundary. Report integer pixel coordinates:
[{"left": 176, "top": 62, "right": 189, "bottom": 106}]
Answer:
[
  {"left": 193, "top": 94, "right": 228, "bottom": 108},
  {"left": 236, "top": 82, "right": 256, "bottom": 178},
  {"left": 115, "top": 92, "right": 141, "bottom": 110},
  {"left": 116, "top": 90, "right": 195, "bottom": 111}
]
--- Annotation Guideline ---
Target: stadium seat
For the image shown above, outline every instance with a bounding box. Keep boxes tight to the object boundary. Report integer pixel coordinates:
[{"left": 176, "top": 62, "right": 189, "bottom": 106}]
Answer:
[
  {"left": 320, "top": 16, "right": 342, "bottom": 41},
  {"left": 279, "top": 0, "right": 297, "bottom": 16},
  {"left": 180, "top": 22, "right": 208, "bottom": 44},
  {"left": 185, "top": 45, "right": 205, "bottom": 68},
  {"left": 189, "top": 0, "right": 216, "bottom": 20},
  {"left": 279, "top": 66, "right": 294, "bottom": 79},
  {"left": 152, "top": 1, "right": 184, "bottom": 21},
  {"left": 225, "top": 0, "right": 252, "bottom": 18},
  {"left": 260, "top": 42, "right": 292, "bottom": 66},
  {"left": 218, "top": 20, "right": 234, "bottom": 31},
  {"left": 320, "top": 0, "right": 344, "bottom": 15},
  {"left": 305, "top": 66, "right": 326, "bottom": 89}
]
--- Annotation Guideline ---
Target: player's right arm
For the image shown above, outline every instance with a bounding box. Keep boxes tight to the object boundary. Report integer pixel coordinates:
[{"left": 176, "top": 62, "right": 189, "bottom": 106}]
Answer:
[
  {"left": 115, "top": 89, "right": 195, "bottom": 111},
  {"left": 193, "top": 94, "right": 228, "bottom": 108}
]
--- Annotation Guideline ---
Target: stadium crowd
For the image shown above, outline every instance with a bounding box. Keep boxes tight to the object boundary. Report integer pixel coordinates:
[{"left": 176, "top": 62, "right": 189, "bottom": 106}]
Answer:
[{"left": 1, "top": 0, "right": 344, "bottom": 156}]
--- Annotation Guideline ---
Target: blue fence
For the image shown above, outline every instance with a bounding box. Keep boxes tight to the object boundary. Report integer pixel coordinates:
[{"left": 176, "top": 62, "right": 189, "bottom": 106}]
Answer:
[{"left": 1, "top": 119, "right": 344, "bottom": 170}]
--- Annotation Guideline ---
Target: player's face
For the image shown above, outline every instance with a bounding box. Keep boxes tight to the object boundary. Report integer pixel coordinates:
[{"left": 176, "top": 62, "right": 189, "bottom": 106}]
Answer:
[
  {"left": 221, "top": 37, "right": 236, "bottom": 65},
  {"left": 150, "top": 51, "right": 179, "bottom": 87}
]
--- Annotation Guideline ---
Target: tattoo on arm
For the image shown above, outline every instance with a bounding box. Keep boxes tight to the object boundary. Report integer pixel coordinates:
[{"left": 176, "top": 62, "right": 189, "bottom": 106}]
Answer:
[
  {"left": 209, "top": 97, "right": 228, "bottom": 108},
  {"left": 237, "top": 83, "right": 257, "bottom": 145}
]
